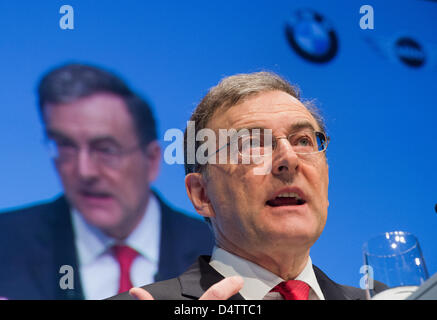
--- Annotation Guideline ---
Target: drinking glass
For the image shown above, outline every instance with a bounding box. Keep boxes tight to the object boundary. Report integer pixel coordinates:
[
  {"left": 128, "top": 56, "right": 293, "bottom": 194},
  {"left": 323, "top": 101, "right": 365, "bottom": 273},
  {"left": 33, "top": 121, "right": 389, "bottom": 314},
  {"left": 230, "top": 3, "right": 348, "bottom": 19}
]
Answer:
[{"left": 362, "top": 231, "right": 429, "bottom": 300}]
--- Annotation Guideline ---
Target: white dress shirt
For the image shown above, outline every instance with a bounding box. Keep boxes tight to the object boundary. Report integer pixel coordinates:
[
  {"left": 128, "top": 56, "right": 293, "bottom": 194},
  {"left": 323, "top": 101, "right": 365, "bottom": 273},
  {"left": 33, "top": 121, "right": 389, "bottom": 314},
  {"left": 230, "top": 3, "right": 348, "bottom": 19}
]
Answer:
[
  {"left": 209, "top": 247, "right": 325, "bottom": 300},
  {"left": 71, "top": 194, "right": 161, "bottom": 300}
]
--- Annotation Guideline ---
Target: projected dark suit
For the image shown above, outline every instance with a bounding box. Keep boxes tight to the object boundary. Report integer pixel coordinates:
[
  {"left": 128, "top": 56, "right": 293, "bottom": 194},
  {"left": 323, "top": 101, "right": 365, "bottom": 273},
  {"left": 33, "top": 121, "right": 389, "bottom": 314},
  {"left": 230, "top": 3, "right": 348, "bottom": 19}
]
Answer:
[{"left": 0, "top": 193, "right": 214, "bottom": 300}]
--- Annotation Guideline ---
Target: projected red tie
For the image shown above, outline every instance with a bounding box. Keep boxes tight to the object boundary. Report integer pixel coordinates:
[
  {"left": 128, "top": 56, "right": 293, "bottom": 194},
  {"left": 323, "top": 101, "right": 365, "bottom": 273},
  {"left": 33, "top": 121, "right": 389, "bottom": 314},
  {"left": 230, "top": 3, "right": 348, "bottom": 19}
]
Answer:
[
  {"left": 113, "top": 245, "right": 138, "bottom": 294},
  {"left": 270, "top": 280, "right": 310, "bottom": 300}
]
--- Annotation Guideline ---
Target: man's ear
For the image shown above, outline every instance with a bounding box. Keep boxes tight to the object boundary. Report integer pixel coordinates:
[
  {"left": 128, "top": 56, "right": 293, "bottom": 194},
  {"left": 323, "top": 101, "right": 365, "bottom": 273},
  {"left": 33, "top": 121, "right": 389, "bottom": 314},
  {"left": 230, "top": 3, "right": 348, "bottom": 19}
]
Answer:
[
  {"left": 185, "top": 173, "right": 215, "bottom": 219},
  {"left": 145, "top": 140, "right": 161, "bottom": 183}
]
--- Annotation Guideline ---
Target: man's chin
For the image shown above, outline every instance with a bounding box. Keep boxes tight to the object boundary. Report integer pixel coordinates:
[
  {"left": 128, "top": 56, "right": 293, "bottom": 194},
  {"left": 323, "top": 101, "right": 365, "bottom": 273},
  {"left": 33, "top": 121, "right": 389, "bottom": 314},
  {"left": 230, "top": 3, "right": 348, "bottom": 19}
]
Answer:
[
  {"left": 256, "top": 219, "right": 322, "bottom": 247},
  {"left": 75, "top": 205, "right": 123, "bottom": 230},
  {"left": 261, "top": 205, "right": 326, "bottom": 237}
]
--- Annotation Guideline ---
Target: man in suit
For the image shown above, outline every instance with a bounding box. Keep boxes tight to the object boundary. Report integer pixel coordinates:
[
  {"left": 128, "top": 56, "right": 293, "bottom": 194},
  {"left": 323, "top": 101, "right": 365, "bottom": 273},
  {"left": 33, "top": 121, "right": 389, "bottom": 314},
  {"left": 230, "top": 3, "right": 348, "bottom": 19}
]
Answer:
[
  {"left": 115, "top": 71, "right": 386, "bottom": 300},
  {"left": 0, "top": 63, "right": 214, "bottom": 300}
]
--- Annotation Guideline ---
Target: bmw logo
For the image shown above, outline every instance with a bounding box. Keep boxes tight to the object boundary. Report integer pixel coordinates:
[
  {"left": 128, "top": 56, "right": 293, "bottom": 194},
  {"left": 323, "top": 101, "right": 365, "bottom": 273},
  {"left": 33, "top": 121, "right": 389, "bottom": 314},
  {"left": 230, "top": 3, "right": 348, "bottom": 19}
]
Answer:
[
  {"left": 394, "top": 37, "right": 426, "bottom": 68},
  {"left": 285, "top": 9, "right": 338, "bottom": 63}
]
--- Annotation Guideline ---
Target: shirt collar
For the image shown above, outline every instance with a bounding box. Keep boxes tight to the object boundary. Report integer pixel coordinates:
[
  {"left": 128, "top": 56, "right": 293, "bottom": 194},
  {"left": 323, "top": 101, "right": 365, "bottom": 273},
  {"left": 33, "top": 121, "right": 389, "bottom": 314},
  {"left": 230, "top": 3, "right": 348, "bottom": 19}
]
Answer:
[
  {"left": 72, "top": 194, "right": 161, "bottom": 266},
  {"left": 209, "top": 247, "right": 324, "bottom": 300}
]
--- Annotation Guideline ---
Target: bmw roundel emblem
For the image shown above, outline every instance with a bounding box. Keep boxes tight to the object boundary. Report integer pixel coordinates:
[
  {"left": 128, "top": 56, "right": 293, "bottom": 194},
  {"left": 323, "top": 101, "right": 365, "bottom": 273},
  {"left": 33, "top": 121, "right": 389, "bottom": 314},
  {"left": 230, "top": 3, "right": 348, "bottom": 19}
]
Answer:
[
  {"left": 285, "top": 9, "right": 338, "bottom": 63},
  {"left": 394, "top": 37, "right": 426, "bottom": 68}
]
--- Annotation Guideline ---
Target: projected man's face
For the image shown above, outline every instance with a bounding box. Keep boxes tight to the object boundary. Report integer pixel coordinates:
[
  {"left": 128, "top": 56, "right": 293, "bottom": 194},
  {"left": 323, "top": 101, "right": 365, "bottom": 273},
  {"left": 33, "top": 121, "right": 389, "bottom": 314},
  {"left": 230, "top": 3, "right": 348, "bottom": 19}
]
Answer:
[{"left": 44, "top": 93, "right": 160, "bottom": 239}]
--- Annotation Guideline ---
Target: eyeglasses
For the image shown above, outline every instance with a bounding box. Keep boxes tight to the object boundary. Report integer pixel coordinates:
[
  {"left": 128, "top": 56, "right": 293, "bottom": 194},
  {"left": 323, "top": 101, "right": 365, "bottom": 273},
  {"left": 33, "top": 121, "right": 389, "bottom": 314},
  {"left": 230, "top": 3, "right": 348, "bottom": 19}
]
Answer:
[
  {"left": 213, "top": 129, "right": 329, "bottom": 161},
  {"left": 46, "top": 139, "right": 144, "bottom": 169}
]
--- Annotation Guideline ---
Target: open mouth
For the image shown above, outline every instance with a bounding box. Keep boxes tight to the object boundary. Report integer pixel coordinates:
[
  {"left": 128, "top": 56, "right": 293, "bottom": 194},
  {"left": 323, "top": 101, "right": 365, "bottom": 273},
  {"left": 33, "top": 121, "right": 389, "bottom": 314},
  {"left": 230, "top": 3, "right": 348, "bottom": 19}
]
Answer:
[
  {"left": 266, "top": 192, "right": 306, "bottom": 207},
  {"left": 80, "top": 190, "right": 112, "bottom": 199}
]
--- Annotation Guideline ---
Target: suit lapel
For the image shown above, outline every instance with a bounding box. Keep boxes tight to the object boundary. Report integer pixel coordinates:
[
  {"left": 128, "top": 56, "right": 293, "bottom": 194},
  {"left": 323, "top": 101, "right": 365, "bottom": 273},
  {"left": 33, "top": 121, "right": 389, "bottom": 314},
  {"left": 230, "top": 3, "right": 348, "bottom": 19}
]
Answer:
[
  {"left": 29, "top": 209, "right": 57, "bottom": 299},
  {"left": 313, "top": 265, "right": 353, "bottom": 300},
  {"left": 179, "top": 256, "right": 244, "bottom": 300},
  {"left": 154, "top": 191, "right": 196, "bottom": 282},
  {"left": 52, "top": 197, "right": 84, "bottom": 299},
  {"left": 33, "top": 196, "right": 84, "bottom": 299},
  {"left": 154, "top": 193, "right": 178, "bottom": 282}
]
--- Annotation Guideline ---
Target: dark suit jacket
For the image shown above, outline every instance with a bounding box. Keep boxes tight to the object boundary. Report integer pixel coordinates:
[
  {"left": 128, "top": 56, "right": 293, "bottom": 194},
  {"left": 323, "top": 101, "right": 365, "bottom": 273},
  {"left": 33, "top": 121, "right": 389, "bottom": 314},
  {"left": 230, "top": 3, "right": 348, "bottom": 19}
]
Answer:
[
  {"left": 0, "top": 192, "right": 215, "bottom": 300},
  {"left": 111, "top": 255, "right": 386, "bottom": 300}
]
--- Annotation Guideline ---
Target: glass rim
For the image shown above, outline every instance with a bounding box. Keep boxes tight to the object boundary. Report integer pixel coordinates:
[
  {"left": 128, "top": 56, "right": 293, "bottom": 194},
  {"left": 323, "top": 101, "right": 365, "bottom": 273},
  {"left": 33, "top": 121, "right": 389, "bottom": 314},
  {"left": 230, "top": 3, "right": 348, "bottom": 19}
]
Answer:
[
  {"left": 362, "top": 231, "right": 420, "bottom": 258},
  {"left": 237, "top": 131, "right": 329, "bottom": 157}
]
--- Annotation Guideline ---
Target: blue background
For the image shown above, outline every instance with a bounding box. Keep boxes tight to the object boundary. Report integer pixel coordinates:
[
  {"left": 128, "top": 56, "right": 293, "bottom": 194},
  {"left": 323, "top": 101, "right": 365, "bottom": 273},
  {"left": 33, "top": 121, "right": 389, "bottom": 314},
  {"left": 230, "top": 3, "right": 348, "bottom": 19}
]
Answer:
[{"left": 1, "top": 0, "right": 436, "bottom": 288}]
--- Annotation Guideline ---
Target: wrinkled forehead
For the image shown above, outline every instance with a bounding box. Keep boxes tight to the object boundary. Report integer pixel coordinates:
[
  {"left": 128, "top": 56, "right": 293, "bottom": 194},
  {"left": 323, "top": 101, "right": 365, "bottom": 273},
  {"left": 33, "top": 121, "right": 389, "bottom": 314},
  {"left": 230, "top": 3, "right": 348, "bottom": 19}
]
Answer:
[
  {"left": 207, "top": 91, "right": 319, "bottom": 132},
  {"left": 43, "top": 93, "right": 139, "bottom": 143}
]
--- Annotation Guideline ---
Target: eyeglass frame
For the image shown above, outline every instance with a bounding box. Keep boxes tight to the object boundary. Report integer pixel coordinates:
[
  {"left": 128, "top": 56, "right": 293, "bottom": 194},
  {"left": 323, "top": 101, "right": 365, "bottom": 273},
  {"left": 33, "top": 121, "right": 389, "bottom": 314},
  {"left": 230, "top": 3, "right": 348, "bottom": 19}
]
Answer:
[
  {"left": 210, "top": 129, "right": 330, "bottom": 160},
  {"left": 45, "top": 137, "right": 147, "bottom": 169}
]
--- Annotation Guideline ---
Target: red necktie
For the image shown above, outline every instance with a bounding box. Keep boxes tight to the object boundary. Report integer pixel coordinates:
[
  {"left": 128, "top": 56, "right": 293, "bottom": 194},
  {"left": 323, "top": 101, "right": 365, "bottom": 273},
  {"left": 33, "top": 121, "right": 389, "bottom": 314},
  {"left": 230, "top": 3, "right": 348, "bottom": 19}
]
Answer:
[
  {"left": 270, "top": 280, "right": 310, "bottom": 300},
  {"left": 112, "top": 245, "right": 139, "bottom": 294}
]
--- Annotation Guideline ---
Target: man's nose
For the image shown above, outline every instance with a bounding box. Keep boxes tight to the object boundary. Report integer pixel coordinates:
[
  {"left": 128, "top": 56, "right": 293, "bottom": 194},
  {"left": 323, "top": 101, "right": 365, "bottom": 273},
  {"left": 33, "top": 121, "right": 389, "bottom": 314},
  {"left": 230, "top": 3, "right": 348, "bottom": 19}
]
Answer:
[
  {"left": 76, "top": 150, "right": 99, "bottom": 181},
  {"left": 271, "top": 138, "right": 299, "bottom": 178}
]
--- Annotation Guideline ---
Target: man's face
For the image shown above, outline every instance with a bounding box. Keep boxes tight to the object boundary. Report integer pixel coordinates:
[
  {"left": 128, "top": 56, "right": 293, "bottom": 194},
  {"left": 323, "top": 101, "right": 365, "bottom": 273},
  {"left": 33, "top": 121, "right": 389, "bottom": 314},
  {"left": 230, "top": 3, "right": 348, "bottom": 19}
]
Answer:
[
  {"left": 199, "top": 90, "right": 329, "bottom": 255},
  {"left": 44, "top": 93, "right": 160, "bottom": 238}
]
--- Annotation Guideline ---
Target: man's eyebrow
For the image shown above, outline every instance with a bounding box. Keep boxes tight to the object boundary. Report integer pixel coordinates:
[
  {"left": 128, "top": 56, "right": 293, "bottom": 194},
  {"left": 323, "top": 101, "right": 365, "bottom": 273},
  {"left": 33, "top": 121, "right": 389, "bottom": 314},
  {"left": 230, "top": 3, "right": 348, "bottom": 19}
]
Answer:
[
  {"left": 46, "top": 128, "right": 71, "bottom": 141},
  {"left": 232, "top": 122, "right": 317, "bottom": 133},
  {"left": 45, "top": 129, "right": 121, "bottom": 147},
  {"left": 290, "top": 121, "right": 317, "bottom": 132},
  {"left": 221, "top": 127, "right": 267, "bottom": 141},
  {"left": 89, "top": 136, "right": 122, "bottom": 147},
  {"left": 232, "top": 126, "right": 267, "bottom": 132}
]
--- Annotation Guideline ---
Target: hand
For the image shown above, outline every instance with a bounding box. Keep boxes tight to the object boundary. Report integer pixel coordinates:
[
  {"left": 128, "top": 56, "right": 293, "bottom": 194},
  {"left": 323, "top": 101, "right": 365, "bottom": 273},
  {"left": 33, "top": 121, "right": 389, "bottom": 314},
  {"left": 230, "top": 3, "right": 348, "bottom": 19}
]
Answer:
[{"left": 129, "top": 276, "right": 244, "bottom": 300}]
